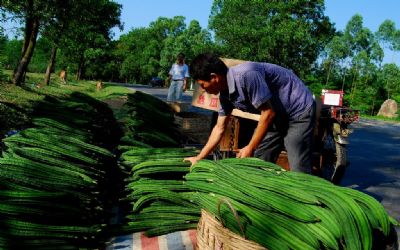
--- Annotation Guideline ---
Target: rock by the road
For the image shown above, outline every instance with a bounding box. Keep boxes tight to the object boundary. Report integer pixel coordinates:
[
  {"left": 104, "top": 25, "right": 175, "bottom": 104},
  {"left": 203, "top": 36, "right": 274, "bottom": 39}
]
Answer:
[{"left": 377, "top": 99, "right": 398, "bottom": 118}]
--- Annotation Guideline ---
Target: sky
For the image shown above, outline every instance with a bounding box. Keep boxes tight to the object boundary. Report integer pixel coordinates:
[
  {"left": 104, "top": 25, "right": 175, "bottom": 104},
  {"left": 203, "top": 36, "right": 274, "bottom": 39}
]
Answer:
[{"left": 112, "top": 0, "right": 400, "bottom": 64}]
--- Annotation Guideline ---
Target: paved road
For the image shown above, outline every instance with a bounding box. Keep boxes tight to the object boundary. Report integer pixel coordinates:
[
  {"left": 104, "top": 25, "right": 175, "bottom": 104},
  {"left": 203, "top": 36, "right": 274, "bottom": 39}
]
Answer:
[
  {"left": 125, "top": 84, "right": 400, "bottom": 243},
  {"left": 123, "top": 84, "right": 194, "bottom": 103},
  {"left": 344, "top": 119, "right": 400, "bottom": 242}
]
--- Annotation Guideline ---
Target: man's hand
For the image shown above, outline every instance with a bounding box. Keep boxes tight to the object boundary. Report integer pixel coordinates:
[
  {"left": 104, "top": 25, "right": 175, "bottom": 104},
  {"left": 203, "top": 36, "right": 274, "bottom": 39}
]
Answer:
[
  {"left": 236, "top": 145, "right": 254, "bottom": 158},
  {"left": 184, "top": 156, "right": 200, "bottom": 166},
  {"left": 239, "top": 101, "right": 274, "bottom": 158}
]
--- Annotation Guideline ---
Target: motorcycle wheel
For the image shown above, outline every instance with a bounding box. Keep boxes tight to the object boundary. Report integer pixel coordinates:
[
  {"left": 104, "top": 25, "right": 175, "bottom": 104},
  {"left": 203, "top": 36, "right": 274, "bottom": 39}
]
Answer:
[{"left": 321, "top": 132, "right": 347, "bottom": 184}]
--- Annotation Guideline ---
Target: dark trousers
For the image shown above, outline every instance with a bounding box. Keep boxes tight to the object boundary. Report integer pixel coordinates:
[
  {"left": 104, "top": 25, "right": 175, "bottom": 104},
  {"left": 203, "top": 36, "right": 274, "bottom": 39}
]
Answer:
[{"left": 254, "top": 102, "right": 316, "bottom": 173}]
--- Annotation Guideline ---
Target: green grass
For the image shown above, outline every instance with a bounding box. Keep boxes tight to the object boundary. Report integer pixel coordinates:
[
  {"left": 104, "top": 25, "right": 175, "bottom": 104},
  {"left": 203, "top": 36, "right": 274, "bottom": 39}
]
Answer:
[
  {"left": 360, "top": 114, "right": 400, "bottom": 123},
  {"left": 0, "top": 71, "right": 132, "bottom": 137},
  {"left": 0, "top": 70, "right": 130, "bottom": 108},
  {"left": 91, "top": 83, "right": 132, "bottom": 100}
]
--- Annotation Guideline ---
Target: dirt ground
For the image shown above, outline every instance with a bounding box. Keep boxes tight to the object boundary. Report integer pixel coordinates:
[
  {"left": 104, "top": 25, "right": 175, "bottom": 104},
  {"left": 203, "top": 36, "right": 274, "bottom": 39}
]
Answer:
[{"left": 103, "top": 96, "right": 128, "bottom": 111}]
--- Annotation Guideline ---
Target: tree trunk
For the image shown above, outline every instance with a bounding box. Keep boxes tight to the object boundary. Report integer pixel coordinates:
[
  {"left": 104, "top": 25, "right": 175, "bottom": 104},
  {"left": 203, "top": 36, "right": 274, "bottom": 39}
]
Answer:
[
  {"left": 325, "top": 60, "right": 333, "bottom": 86},
  {"left": 20, "top": 12, "right": 33, "bottom": 57},
  {"left": 386, "top": 78, "right": 390, "bottom": 99},
  {"left": 371, "top": 99, "right": 375, "bottom": 116},
  {"left": 12, "top": 16, "right": 40, "bottom": 86},
  {"left": 341, "top": 69, "right": 346, "bottom": 91},
  {"left": 350, "top": 66, "right": 358, "bottom": 106},
  {"left": 44, "top": 46, "right": 58, "bottom": 86},
  {"left": 76, "top": 65, "right": 82, "bottom": 81},
  {"left": 76, "top": 56, "right": 85, "bottom": 80}
]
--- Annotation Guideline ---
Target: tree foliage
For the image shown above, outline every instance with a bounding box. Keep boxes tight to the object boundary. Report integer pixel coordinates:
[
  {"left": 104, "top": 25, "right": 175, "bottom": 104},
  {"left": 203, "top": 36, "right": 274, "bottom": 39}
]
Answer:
[
  {"left": 319, "top": 14, "right": 399, "bottom": 115},
  {"left": 0, "top": 28, "right": 6, "bottom": 80},
  {"left": 0, "top": 0, "right": 122, "bottom": 85},
  {"left": 209, "top": 0, "right": 335, "bottom": 77},
  {"left": 54, "top": 0, "right": 122, "bottom": 80},
  {"left": 1, "top": 0, "right": 60, "bottom": 85},
  {"left": 376, "top": 20, "right": 399, "bottom": 51},
  {"left": 118, "top": 16, "right": 213, "bottom": 83},
  {"left": 380, "top": 63, "right": 400, "bottom": 102}
]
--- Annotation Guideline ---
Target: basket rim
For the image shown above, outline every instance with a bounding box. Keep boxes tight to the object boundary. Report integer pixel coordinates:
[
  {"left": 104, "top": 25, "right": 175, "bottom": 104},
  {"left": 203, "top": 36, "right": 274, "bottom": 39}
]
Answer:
[{"left": 196, "top": 209, "right": 267, "bottom": 250}]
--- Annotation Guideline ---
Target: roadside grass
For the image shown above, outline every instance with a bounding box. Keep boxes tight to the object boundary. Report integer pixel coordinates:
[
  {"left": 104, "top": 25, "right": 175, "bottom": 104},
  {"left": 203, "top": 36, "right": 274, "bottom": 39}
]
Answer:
[
  {"left": 0, "top": 71, "right": 131, "bottom": 137},
  {"left": 91, "top": 83, "right": 132, "bottom": 100},
  {"left": 0, "top": 70, "right": 130, "bottom": 109},
  {"left": 360, "top": 114, "right": 400, "bottom": 123}
]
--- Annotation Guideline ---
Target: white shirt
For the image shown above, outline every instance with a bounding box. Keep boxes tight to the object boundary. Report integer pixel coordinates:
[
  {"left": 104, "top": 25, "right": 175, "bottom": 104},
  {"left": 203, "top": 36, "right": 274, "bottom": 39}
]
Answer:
[{"left": 169, "top": 63, "right": 189, "bottom": 80}]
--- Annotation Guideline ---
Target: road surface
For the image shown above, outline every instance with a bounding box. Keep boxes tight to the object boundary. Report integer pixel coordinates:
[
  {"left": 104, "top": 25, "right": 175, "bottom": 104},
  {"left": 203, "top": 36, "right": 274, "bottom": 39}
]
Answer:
[{"left": 344, "top": 119, "right": 400, "bottom": 242}]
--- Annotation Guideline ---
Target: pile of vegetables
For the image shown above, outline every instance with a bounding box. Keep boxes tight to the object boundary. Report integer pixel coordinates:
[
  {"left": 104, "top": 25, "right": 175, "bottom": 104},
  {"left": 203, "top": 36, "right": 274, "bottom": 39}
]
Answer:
[
  {"left": 0, "top": 102, "right": 30, "bottom": 147},
  {"left": 185, "top": 158, "right": 399, "bottom": 250},
  {"left": 1, "top": 89, "right": 397, "bottom": 250},
  {"left": 116, "top": 91, "right": 200, "bottom": 236},
  {"left": 116, "top": 91, "right": 398, "bottom": 249},
  {"left": 0, "top": 93, "right": 122, "bottom": 249},
  {"left": 121, "top": 149, "right": 200, "bottom": 236},
  {"left": 120, "top": 91, "right": 182, "bottom": 148}
]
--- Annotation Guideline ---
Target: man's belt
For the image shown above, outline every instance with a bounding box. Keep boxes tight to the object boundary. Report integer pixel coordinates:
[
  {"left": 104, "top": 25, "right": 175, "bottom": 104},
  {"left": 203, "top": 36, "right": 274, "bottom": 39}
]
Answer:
[{"left": 172, "top": 79, "right": 184, "bottom": 81}]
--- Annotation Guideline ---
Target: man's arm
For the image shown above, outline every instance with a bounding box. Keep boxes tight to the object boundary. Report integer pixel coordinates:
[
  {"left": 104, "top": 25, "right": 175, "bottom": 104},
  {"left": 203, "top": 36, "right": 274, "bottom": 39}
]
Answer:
[
  {"left": 236, "top": 101, "right": 275, "bottom": 158},
  {"left": 183, "top": 77, "right": 188, "bottom": 91},
  {"left": 183, "top": 64, "right": 189, "bottom": 91},
  {"left": 184, "top": 115, "right": 230, "bottom": 165}
]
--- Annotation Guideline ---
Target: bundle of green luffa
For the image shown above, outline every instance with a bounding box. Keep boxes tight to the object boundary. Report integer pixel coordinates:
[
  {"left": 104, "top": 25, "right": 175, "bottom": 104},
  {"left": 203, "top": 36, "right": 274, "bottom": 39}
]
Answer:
[
  {"left": 121, "top": 91, "right": 182, "bottom": 148},
  {"left": 0, "top": 93, "right": 121, "bottom": 249},
  {"left": 185, "top": 158, "right": 399, "bottom": 250},
  {"left": 120, "top": 148, "right": 200, "bottom": 236}
]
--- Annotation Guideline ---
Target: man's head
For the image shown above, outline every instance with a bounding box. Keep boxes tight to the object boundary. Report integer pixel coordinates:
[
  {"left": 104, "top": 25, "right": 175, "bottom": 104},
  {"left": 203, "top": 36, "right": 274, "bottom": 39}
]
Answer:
[
  {"left": 190, "top": 53, "right": 228, "bottom": 95},
  {"left": 177, "top": 53, "right": 185, "bottom": 64}
]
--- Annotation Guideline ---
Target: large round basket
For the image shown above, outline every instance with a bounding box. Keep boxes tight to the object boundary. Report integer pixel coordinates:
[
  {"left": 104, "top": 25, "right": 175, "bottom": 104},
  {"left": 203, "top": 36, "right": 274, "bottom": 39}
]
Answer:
[{"left": 196, "top": 209, "right": 267, "bottom": 250}]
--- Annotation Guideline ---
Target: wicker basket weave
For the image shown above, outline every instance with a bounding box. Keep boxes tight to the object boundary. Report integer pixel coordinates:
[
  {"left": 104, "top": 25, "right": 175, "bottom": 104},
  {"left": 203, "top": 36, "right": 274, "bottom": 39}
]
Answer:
[{"left": 196, "top": 209, "right": 267, "bottom": 250}]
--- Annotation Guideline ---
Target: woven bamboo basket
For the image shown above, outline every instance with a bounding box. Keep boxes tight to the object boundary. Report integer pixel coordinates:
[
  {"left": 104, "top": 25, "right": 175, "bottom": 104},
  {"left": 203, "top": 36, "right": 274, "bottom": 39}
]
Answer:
[{"left": 196, "top": 199, "right": 267, "bottom": 250}]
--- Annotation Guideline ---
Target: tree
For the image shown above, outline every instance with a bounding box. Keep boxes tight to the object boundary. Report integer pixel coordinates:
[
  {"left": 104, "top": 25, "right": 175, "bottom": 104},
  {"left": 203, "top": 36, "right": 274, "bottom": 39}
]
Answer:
[
  {"left": 0, "top": 0, "right": 59, "bottom": 85},
  {"left": 0, "top": 0, "right": 122, "bottom": 85},
  {"left": 84, "top": 41, "right": 122, "bottom": 82},
  {"left": 321, "top": 34, "right": 350, "bottom": 88},
  {"left": 0, "top": 28, "right": 6, "bottom": 80},
  {"left": 41, "top": 0, "right": 71, "bottom": 85},
  {"left": 380, "top": 63, "right": 400, "bottom": 101},
  {"left": 336, "top": 15, "right": 383, "bottom": 112},
  {"left": 119, "top": 16, "right": 188, "bottom": 83},
  {"left": 317, "top": 14, "right": 392, "bottom": 114},
  {"left": 29, "top": 36, "right": 52, "bottom": 73},
  {"left": 376, "top": 20, "right": 400, "bottom": 63},
  {"left": 159, "top": 20, "right": 213, "bottom": 78},
  {"left": 1, "top": 38, "right": 21, "bottom": 70},
  {"left": 349, "top": 51, "right": 380, "bottom": 113},
  {"left": 118, "top": 27, "right": 156, "bottom": 83},
  {"left": 179, "top": 20, "right": 214, "bottom": 61},
  {"left": 56, "top": 0, "right": 122, "bottom": 81},
  {"left": 209, "top": 0, "right": 335, "bottom": 77}
]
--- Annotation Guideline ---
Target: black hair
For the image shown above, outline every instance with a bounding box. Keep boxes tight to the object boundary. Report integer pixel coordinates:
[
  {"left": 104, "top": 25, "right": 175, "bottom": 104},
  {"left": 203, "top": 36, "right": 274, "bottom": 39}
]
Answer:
[{"left": 189, "top": 53, "right": 228, "bottom": 81}]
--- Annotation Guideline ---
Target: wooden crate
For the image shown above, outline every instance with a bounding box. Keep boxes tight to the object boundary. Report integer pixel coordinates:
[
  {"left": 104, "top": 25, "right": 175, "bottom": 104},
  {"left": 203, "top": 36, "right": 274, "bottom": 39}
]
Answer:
[{"left": 218, "top": 116, "right": 240, "bottom": 152}]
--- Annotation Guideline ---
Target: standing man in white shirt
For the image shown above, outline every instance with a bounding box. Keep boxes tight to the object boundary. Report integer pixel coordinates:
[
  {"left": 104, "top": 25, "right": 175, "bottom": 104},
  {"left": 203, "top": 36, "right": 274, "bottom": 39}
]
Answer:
[{"left": 167, "top": 53, "right": 190, "bottom": 102}]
